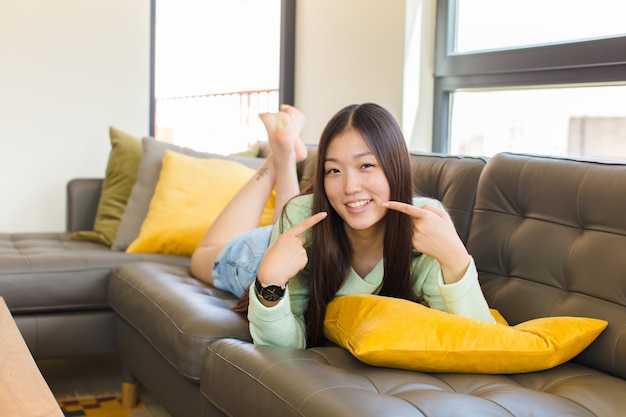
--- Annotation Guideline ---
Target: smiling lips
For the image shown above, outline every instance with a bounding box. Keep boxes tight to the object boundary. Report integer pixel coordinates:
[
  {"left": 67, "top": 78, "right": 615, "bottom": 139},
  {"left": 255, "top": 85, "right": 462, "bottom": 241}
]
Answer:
[{"left": 347, "top": 199, "right": 371, "bottom": 209}]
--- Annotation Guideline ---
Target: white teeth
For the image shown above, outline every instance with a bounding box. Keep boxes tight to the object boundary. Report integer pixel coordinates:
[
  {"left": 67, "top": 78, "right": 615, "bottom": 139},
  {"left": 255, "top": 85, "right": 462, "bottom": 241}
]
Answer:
[{"left": 347, "top": 200, "right": 369, "bottom": 208}]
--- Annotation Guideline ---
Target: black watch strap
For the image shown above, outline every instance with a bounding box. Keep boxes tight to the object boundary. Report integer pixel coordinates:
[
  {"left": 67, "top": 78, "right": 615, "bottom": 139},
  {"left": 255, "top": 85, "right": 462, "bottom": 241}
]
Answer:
[{"left": 254, "top": 277, "right": 286, "bottom": 302}]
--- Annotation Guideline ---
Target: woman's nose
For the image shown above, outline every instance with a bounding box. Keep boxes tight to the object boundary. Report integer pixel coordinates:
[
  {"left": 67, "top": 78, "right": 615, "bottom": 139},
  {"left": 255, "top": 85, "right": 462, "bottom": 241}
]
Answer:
[{"left": 343, "top": 171, "right": 362, "bottom": 194}]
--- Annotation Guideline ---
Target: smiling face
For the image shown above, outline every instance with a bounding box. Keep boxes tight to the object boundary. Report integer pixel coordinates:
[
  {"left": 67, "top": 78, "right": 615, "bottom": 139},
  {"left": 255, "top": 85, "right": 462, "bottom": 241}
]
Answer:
[{"left": 323, "top": 129, "right": 391, "bottom": 237}]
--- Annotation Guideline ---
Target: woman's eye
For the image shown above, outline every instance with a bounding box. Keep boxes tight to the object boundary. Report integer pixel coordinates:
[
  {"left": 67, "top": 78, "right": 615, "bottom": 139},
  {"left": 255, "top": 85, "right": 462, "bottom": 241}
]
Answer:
[
  {"left": 362, "top": 163, "right": 375, "bottom": 169},
  {"left": 325, "top": 168, "right": 340, "bottom": 175}
]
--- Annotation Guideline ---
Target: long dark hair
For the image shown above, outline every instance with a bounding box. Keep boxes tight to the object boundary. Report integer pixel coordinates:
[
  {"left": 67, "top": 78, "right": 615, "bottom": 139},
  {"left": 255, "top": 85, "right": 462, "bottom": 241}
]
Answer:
[{"left": 305, "top": 103, "right": 416, "bottom": 347}]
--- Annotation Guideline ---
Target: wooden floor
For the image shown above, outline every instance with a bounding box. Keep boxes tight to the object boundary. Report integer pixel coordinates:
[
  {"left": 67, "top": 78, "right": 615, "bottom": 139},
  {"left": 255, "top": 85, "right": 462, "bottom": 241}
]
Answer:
[{"left": 37, "top": 355, "right": 172, "bottom": 417}]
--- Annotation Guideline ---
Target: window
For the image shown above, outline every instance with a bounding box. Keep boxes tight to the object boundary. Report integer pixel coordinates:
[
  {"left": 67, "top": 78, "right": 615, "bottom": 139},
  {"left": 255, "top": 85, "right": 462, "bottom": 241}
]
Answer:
[
  {"left": 450, "top": 86, "right": 626, "bottom": 159},
  {"left": 434, "top": 0, "right": 626, "bottom": 159},
  {"left": 150, "top": 0, "right": 295, "bottom": 154},
  {"left": 454, "top": 0, "right": 626, "bottom": 53}
]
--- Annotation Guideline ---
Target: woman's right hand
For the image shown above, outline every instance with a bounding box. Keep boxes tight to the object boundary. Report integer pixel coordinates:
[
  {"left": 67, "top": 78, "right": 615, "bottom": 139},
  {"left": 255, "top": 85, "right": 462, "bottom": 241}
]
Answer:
[{"left": 256, "top": 211, "right": 327, "bottom": 287}]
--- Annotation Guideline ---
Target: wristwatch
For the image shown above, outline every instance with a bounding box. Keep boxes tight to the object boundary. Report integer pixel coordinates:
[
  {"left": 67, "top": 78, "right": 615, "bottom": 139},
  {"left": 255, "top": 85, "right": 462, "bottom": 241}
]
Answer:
[{"left": 254, "top": 277, "right": 286, "bottom": 302}]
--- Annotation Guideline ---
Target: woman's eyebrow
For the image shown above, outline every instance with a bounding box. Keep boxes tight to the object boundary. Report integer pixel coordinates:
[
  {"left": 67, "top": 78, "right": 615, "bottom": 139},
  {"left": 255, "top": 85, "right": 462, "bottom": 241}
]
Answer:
[{"left": 325, "top": 152, "right": 374, "bottom": 163}]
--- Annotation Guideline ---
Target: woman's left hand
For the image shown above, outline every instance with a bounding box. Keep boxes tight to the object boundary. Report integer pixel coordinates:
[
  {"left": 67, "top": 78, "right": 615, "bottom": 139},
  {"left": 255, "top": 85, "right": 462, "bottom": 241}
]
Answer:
[{"left": 383, "top": 201, "right": 471, "bottom": 284}]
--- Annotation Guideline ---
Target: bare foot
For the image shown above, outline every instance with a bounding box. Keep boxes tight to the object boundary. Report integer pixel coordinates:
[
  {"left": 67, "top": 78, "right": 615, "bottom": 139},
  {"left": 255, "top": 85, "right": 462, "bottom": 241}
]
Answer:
[{"left": 259, "top": 104, "right": 308, "bottom": 162}]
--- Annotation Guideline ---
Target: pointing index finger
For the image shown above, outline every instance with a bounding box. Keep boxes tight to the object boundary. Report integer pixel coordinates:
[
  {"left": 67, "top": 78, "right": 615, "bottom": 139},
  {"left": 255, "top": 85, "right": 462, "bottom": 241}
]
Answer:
[
  {"left": 384, "top": 201, "right": 436, "bottom": 219},
  {"left": 290, "top": 211, "right": 328, "bottom": 235},
  {"left": 383, "top": 201, "right": 418, "bottom": 215}
]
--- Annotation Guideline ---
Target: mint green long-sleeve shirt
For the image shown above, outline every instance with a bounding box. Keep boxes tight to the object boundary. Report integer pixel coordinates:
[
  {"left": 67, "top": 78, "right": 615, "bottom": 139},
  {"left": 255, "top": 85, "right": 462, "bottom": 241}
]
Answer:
[{"left": 248, "top": 194, "right": 495, "bottom": 348}]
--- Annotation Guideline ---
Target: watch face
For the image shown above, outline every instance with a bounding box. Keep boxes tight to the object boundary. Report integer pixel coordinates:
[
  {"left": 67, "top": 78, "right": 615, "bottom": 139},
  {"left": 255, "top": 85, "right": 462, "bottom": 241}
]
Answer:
[{"left": 260, "top": 285, "right": 285, "bottom": 302}]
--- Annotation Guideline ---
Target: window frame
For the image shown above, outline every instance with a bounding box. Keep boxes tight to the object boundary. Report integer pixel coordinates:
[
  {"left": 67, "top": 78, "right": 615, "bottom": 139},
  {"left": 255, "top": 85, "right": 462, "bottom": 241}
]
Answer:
[
  {"left": 432, "top": 0, "right": 626, "bottom": 153},
  {"left": 148, "top": 0, "right": 295, "bottom": 137}
]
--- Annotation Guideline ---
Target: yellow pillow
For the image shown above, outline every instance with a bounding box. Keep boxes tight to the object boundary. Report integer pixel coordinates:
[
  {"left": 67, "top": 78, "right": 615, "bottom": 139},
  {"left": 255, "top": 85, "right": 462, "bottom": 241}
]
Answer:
[
  {"left": 324, "top": 294, "right": 607, "bottom": 374},
  {"left": 127, "top": 150, "right": 275, "bottom": 256}
]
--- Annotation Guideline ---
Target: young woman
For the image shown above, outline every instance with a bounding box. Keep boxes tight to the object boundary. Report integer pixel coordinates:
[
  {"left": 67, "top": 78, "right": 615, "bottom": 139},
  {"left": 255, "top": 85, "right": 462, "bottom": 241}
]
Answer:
[{"left": 191, "top": 103, "right": 495, "bottom": 349}]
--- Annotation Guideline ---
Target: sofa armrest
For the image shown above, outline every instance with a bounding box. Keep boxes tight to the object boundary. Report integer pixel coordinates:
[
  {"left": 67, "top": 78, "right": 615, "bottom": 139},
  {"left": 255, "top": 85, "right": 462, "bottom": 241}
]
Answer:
[{"left": 66, "top": 178, "right": 102, "bottom": 232}]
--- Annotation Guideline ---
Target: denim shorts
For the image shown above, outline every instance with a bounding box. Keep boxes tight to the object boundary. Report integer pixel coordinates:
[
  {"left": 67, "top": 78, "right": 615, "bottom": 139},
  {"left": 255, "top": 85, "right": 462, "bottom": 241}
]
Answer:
[{"left": 211, "top": 226, "right": 272, "bottom": 298}]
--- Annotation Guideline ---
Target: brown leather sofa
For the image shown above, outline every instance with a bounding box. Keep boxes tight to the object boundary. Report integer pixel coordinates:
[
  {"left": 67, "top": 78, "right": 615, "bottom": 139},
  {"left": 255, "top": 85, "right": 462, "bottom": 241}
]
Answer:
[
  {"left": 202, "top": 153, "right": 626, "bottom": 416},
  {"left": 1, "top": 149, "right": 625, "bottom": 417},
  {"left": 0, "top": 181, "right": 189, "bottom": 359},
  {"left": 107, "top": 150, "right": 488, "bottom": 417}
]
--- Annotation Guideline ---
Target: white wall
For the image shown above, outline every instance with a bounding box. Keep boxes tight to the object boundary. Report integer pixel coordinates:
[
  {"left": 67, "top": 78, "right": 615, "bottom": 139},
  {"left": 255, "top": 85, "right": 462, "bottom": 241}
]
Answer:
[
  {"left": 0, "top": 0, "right": 433, "bottom": 232},
  {"left": 0, "top": 0, "right": 151, "bottom": 232},
  {"left": 294, "top": 0, "right": 407, "bottom": 144}
]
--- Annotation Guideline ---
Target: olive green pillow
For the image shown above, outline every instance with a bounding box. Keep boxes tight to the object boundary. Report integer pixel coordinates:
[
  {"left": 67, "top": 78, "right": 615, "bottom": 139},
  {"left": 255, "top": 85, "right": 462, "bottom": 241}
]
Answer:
[{"left": 71, "top": 127, "right": 142, "bottom": 246}]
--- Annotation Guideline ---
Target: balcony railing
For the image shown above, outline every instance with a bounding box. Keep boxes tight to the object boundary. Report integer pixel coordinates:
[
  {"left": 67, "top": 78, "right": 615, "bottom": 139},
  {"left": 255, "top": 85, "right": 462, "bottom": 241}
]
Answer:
[{"left": 155, "top": 88, "right": 280, "bottom": 155}]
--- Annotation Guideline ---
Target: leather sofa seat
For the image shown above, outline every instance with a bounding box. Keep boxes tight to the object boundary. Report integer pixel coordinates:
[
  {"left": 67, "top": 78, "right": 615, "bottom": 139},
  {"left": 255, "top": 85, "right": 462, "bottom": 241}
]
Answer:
[
  {"left": 108, "top": 262, "right": 250, "bottom": 381},
  {"left": 203, "top": 338, "right": 626, "bottom": 417},
  {"left": 0, "top": 233, "right": 188, "bottom": 314},
  {"left": 0, "top": 232, "right": 189, "bottom": 358}
]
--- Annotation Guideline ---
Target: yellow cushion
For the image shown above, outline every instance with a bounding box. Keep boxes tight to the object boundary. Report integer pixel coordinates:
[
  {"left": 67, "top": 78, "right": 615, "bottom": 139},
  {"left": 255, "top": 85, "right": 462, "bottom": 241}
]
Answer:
[
  {"left": 126, "top": 150, "right": 275, "bottom": 256},
  {"left": 324, "top": 294, "right": 608, "bottom": 374},
  {"left": 71, "top": 127, "right": 142, "bottom": 246}
]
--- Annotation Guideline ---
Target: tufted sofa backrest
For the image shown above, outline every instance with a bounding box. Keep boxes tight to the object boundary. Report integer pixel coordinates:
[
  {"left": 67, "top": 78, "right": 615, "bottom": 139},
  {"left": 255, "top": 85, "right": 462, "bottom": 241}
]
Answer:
[
  {"left": 468, "top": 152, "right": 626, "bottom": 379},
  {"left": 410, "top": 153, "right": 488, "bottom": 245}
]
